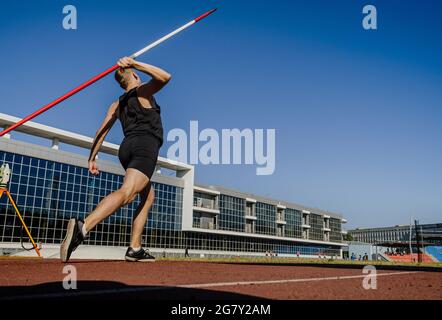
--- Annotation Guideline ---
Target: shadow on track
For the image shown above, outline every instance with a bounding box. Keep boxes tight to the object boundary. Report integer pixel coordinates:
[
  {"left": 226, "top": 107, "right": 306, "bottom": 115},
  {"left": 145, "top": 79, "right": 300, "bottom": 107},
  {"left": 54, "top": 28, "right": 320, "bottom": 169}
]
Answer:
[{"left": 0, "top": 280, "right": 265, "bottom": 301}]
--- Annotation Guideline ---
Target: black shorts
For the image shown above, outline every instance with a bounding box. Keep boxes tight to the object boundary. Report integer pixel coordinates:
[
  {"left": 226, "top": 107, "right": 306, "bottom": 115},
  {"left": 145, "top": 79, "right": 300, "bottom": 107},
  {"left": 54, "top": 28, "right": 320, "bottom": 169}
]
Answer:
[{"left": 118, "top": 135, "right": 160, "bottom": 180}]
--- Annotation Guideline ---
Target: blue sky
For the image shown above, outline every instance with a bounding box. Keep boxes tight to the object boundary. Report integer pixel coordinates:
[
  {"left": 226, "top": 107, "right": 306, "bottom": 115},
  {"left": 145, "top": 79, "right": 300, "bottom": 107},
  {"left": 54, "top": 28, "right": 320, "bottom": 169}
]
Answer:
[{"left": 0, "top": 0, "right": 441, "bottom": 228}]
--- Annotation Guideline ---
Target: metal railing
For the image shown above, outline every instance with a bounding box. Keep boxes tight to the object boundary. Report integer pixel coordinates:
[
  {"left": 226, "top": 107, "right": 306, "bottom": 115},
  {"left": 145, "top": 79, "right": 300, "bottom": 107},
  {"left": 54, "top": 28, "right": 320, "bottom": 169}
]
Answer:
[{"left": 194, "top": 197, "right": 217, "bottom": 210}]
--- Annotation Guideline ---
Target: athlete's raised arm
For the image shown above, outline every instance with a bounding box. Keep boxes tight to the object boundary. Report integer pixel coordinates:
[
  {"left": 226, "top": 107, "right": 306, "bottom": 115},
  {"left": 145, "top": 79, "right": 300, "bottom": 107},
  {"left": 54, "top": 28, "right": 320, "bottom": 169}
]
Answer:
[{"left": 117, "top": 57, "right": 171, "bottom": 99}]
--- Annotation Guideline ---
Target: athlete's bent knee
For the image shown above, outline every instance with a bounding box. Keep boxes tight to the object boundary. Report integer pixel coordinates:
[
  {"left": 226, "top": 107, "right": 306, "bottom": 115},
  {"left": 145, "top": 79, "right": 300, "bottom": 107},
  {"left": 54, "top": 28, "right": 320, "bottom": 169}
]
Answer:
[{"left": 119, "top": 187, "right": 137, "bottom": 205}]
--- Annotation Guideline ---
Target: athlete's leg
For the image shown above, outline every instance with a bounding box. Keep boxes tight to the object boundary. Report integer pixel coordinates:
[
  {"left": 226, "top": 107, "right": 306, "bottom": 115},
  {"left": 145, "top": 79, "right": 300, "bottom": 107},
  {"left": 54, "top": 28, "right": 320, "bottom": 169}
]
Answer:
[
  {"left": 130, "top": 183, "right": 155, "bottom": 248},
  {"left": 84, "top": 168, "right": 149, "bottom": 232}
]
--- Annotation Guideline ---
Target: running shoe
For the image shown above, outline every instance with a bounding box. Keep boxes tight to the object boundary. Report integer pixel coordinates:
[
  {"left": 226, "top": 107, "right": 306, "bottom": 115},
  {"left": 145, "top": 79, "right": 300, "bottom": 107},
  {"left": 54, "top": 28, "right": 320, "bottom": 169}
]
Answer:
[
  {"left": 125, "top": 247, "right": 156, "bottom": 262},
  {"left": 60, "top": 218, "right": 84, "bottom": 263}
]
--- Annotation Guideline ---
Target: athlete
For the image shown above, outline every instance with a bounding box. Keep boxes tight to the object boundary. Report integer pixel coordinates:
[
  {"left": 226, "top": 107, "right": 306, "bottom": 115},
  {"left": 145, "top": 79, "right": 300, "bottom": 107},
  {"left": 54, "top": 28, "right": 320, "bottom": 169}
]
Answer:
[{"left": 60, "top": 57, "right": 171, "bottom": 262}]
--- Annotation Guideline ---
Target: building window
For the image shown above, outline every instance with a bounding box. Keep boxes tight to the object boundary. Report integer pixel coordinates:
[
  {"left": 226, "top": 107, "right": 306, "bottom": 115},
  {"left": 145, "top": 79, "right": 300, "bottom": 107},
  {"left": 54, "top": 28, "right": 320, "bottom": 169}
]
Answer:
[{"left": 256, "top": 202, "right": 276, "bottom": 236}]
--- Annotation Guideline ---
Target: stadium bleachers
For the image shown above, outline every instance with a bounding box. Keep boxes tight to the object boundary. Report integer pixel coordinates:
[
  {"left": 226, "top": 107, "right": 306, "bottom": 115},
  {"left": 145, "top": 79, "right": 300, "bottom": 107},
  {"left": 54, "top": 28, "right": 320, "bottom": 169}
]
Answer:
[
  {"left": 387, "top": 253, "right": 436, "bottom": 263},
  {"left": 426, "top": 246, "right": 442, "bottom": 262}
]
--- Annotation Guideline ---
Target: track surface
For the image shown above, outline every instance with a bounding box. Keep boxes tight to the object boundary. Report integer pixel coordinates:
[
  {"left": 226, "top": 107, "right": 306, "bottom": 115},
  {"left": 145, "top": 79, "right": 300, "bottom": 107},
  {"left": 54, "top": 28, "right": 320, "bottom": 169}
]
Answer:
[{"left": 0, "top": 259, "right": 441, "bottom": 300}]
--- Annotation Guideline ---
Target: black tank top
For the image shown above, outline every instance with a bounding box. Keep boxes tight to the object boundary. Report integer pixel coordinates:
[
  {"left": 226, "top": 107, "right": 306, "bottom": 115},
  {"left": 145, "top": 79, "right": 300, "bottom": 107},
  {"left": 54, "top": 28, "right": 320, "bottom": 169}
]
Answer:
[{"left": 118, "top": 87, "right": 163, "bottom": 146}]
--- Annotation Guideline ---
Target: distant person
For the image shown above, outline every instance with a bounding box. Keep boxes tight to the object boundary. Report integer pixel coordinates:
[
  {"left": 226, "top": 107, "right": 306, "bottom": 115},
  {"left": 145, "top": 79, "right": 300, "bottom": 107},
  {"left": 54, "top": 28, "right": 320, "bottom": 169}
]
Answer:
[
  {"left": 185, "top": 247, "right": 190, "bottom": 258},
  {"left": 358, "top": 255, "right": 362, "bottom": 261},
  {"left": 296, "top": 251, "right": 300, "bottom": 258}
]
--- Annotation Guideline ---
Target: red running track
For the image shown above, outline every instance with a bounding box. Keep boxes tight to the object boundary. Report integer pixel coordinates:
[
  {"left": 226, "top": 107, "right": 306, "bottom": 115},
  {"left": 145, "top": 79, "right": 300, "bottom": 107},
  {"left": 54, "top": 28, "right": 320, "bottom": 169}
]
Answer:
[{"left": 0, "top": 259, "right": 441, "bottom": 300}]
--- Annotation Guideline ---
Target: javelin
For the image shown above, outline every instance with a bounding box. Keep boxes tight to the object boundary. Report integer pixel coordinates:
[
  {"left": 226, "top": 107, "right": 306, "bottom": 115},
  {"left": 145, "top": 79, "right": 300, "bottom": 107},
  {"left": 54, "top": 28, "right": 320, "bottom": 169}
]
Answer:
[{"left": 0, "top": 8, "right": 217, "bottom": 137}]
